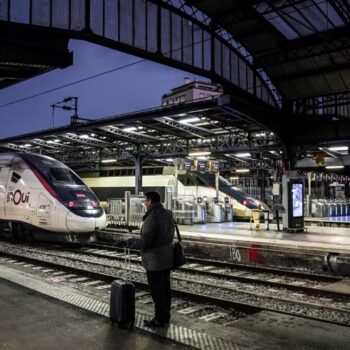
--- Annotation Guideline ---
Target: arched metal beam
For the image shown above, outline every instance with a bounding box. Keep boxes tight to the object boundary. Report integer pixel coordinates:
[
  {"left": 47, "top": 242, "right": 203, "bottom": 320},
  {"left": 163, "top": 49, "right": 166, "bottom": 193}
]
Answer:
[{"left": 0, "top": 0, "right": 279, "bottom": 113}]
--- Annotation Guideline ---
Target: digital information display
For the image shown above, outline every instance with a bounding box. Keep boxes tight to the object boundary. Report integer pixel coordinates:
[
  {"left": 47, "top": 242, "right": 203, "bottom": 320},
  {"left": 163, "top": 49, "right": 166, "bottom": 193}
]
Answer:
[
  {"left": 211, "top": 161, "right": 220, "bottom": 171},
  {"left": 292, "top": 183, "right": 303, "bottom": 217},
  {"left": 182, "top": 159, "right": 192, "bottom": 170},
  {"left": 197, "top": 160, "right": 207, "bottom": 171}
]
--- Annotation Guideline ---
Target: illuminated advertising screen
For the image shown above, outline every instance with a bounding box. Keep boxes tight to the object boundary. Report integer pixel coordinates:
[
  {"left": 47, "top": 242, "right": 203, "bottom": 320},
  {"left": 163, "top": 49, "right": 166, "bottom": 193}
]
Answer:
[
  {"left": 197, "top": 160, "right": 207, "bottom": 171},
  {"left": 292, "top": 183, "right": 303, "bottom": 217},
  {"left": 182, "top": 159, "right": 192, "bottom": 170}
]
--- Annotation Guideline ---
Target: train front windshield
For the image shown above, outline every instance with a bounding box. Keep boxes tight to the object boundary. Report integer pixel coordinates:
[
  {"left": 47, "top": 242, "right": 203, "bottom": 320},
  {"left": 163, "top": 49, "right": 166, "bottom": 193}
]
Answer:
[{"left": 21, "top": 154, "right": 102, "bottom": 215}]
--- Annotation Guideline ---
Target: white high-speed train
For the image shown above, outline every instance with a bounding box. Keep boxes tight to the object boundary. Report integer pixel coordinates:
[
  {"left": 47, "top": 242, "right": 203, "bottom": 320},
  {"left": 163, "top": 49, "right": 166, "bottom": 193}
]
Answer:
[
  {"left": 80, "top": 167, "right": 269, "bottom": 220},
  {"left": 0, "top": 153, "right": 106, "bottom": 242}
]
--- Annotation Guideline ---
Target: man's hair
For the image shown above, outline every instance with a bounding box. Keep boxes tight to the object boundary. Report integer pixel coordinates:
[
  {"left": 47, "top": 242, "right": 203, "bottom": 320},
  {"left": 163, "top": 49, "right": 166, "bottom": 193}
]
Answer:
[{"left": 145, "top": 191, "right": 161, "bottom": 203}]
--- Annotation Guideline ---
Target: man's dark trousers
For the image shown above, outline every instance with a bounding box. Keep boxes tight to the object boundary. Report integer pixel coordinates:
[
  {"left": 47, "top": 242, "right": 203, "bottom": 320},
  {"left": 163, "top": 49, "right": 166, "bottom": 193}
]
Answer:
[{"left": 146, "top": 269, "right": 171, "bottom": 324}]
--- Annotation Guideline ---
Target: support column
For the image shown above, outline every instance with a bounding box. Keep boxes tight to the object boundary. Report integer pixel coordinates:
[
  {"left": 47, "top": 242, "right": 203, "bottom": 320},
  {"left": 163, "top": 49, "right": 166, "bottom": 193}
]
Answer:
[
  {"left": 133, "top": 151, "right": 145, "bottom": 195},
  {"left": 215, "top": 171, "right": 220, "bottom": 199},
  {"left": 174, "top": 158, "right": 180, "bottom": 197}
]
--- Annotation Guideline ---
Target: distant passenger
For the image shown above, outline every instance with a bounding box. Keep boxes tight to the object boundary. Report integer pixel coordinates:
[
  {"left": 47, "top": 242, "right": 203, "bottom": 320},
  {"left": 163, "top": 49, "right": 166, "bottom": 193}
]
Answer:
[{"left": 123, "top": 191, "right": 175, "bottom": 327}]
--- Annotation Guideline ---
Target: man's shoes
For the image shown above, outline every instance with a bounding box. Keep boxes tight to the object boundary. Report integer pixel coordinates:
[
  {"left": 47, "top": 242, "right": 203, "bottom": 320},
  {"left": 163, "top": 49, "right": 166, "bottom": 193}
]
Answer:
[{"left": 143, "top": 318, "right": 165, "bottom": 328}]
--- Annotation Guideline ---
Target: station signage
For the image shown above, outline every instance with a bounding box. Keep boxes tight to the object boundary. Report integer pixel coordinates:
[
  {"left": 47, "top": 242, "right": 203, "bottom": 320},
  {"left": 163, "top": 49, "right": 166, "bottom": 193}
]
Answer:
[
  {"left": 210, "top": 161, "right": 220, "bottom": 172},
  {"left": 197, "top": 160, "right": 208, "bottom": 171},
  {"left": 182, "top": 158, "right": 193, "bottom": 170}
]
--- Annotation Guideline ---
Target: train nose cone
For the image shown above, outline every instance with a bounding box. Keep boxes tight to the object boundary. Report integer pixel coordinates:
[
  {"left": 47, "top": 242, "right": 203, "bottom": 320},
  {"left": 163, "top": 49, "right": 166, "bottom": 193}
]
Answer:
[
  {"left": 95, "top": 212, "right": 107, "bottom": 230},
  {"left": 66, "top": 211, "right": 106, "bottom": 232}
]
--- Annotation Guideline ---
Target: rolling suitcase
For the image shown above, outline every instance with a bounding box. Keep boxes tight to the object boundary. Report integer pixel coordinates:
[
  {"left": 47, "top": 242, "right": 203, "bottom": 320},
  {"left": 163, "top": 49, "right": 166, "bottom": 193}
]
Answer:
[{"left": 110, "top": 248, "right": 135, "bottom": 328}]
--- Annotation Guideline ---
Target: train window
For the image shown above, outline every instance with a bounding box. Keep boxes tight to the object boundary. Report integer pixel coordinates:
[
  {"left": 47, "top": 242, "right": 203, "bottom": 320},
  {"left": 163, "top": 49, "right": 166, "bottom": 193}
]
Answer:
[
  {"left": 11, "top": 172, "right": 21, "bottom": 183},
  {"left": 12, "top": 157, "right": 27, "bottom": 171},
  {"left": 48, "top": 168, "right": 84, "bottom": 185}
]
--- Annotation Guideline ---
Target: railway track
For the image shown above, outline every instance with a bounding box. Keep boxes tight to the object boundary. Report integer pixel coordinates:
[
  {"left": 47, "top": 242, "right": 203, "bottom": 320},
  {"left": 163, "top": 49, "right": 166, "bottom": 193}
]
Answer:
[{"left": 0, "top": 240, "right": 350, "bottom": 327}]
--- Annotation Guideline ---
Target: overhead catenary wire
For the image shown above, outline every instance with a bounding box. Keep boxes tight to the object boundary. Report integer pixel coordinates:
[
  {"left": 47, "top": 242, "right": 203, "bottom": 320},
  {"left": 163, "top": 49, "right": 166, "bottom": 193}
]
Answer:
[
  {"left": 0, "top": 31, "right": 268, "bottom": 111},
  {"left": 0, "top": 35, "right": 214, "bottom": 110},
  {"left": 0, "top": 59, "right": 145, "bottom": 109}
]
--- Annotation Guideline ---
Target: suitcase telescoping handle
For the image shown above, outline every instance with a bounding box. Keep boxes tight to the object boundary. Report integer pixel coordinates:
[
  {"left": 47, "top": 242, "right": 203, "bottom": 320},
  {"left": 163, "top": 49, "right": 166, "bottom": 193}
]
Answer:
[{"left": 124, "top": 247, "right": 132, "bottom": 282}]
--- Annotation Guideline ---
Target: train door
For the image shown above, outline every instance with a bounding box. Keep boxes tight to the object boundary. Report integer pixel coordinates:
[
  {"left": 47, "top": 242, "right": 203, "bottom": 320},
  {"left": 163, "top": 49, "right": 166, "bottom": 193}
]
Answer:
[
  {"left": 36, "top": 193, "right": 52, "bottom": 226},
  {"left": 0, "top": 166, "right": 10, "bottom": 218}
]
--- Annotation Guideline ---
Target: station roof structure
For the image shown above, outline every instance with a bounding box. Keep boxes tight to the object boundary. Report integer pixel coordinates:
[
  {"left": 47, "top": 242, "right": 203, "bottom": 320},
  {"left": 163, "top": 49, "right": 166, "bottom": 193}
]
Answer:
[
  {"left": 187, "top": 0, "right": 350, "bottom": 100},
  {"left": 0, "top": 0, "right": 349, "bottom": 175},
  {"left": 0, "top": 97, "right": 282, "bottom": 173},
  {"left": 0, "top": 25, "right": 72, "bottom": 89}
]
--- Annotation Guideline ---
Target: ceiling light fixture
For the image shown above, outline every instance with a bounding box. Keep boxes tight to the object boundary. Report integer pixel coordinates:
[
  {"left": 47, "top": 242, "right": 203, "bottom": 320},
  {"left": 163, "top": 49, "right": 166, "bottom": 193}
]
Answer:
[
  {"left": 235, "top": 152, "right": 251, "bottom": 158},
  {"left": 325, "top": 165, "right": 344, "bottom": 169},
  {"left": 179, "top": 117, "right": 200, "bottom": 124},
  {"left": 235, "top": 169, "right": 250, "bottom": 173},
  {"left": 188, "top": 151, "right": 211, "bottom": 157},
  {"left": 328, "top": 146, "right": 348, "bottom": 152},
  {"left": 101, "top": 159, "right": 117, "bottom": 163}
]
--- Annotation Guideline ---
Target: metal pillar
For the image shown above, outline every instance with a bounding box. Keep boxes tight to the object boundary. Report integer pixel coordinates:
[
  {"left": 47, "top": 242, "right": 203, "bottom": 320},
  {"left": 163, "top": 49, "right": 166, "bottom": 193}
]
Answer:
[
  {"left": 125, "top": 191, "right": 130, "bottom": 227},
  {"left": 306, "top": 172, "right": 312, "bottom": 217},
  {"left": 174, "top": 158, "right": 180, "bottom": 197},
  {"left": 215, "top": 171, "right": 220, "bottom": 199},
  {"left": 133, "top": 152, "right": 144, "bottom": 195}
]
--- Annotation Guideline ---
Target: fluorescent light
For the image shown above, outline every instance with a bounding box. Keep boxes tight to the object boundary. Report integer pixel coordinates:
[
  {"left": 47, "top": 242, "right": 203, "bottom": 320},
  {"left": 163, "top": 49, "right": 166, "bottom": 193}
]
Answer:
[
  {"left": 328, "top": 146, "right": 348, "bottom": 152},
  {"left": 196, "top": 156, "right": 209, "bottom": 160},
  {"left": 235, "top": 152, "right": 251, "bottom": 158},
  {"left": 229, "top": 176, "right": 239, "bottom": 180},
  {"left": 165, "top": 158, "right": 174, "bottom": 162},
  {"left": 179, "top": 117, "right": 200, "bottom": 124},
  {"left": 123, "top": 127, "right": 137, "bottom": 132},
  {"left": 79, "top": 134, "right": 89, "bottom": 139},
  {"left": 235, "top": 169, "right": 250, "bottom": 173},
  {"left": 325, "top": 165, "right": 344, "bottom": 169},
  {"left": 188, "top": 151, "right": 211, "bottom": 156},
  {"left": 101, "top": 159, "right": 117, "bottom": 163}
]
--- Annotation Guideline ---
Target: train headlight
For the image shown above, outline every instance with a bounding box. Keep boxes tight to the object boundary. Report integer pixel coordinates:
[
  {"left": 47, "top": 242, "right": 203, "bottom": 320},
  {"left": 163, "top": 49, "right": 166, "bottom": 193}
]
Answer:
[{"left": 68, "top": 200, "right": 78, "bottom": 208}]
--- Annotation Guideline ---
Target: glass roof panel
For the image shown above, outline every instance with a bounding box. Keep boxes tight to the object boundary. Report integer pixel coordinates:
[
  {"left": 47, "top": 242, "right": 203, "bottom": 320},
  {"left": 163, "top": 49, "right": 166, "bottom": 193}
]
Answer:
[
  {"left": 255, "top": 1, "right": 346, "bottom": 39},
  {"left": 316, "top": 0, "right": 345, "bottom": 27},
  {"left": 267, "top": 14, "right": 299, "bottom": 39}
]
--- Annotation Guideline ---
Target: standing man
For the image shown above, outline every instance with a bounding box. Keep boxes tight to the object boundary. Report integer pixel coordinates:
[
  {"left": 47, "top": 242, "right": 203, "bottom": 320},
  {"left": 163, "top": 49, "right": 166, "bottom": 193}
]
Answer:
[{"left": 125, "top": 191, "right": 174, "bottom": 327}]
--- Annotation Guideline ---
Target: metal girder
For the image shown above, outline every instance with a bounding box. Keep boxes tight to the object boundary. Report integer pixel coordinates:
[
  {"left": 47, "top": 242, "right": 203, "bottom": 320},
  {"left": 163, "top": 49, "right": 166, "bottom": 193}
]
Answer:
[
  {"left": 290, "top": 119, "right": 350, "bottom": 146},
  {"left": 53, "top": 127, "right": 280, "bottom": 165},
  {"left": 99, "top": 125, "right": 162, "bottom": 143},
  {"left": 221, "top": 157, "right": 276, "bottom": 171},
  {"left": 293, "top": 91, "right": 350, "bottom": 118},
  {"left": 59, "top": 133, "right": 113, "bottom": 148},
  {"left": 272, "top": 61, "right": 350, "bottom": 83},
  {"left": 154, "top": 116, "right": 215, "bottom": 138},
  {"left": 0, "top": 0, "right": 279, "bottom": 109},
  {"left": 254, "top": 26, "right": 350, "bottom": 68},
  {"left": 329, "top": 0, "right": 350, "bottom": 23}
]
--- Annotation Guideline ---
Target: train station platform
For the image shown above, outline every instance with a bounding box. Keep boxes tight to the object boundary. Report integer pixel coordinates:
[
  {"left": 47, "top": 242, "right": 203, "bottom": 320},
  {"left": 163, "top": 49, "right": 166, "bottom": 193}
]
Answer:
[
  {"left": 100, "top": 220, "right": 350, "bottom": 275},
  {"left": 1, "top": 262, "right": 350, "bottom": 350},
  {"left": 178, "top": 221, "right": 350, "bottom": 254},
  {"left": 175, "top": 221, "right": 350, "bottom": 274},
  {"left": 0, "top": 276, "right": 188, "bottom": 350}
]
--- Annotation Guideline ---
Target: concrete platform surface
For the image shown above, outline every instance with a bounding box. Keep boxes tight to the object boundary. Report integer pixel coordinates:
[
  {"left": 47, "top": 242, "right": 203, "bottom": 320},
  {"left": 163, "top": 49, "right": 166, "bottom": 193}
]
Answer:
[
  {"left": 178, "top": 222, "right": 350, "bottom": 253},
  {"left": 0, "top": 278, "right": 188, "bottom": 350},
  {"left": 1, "top": 257, "right": 350, "bottom": 350}
]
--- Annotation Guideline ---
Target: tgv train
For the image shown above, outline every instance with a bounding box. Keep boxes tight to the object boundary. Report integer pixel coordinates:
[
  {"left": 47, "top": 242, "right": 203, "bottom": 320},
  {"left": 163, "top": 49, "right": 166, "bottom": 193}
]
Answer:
[
  {"left": 80, "top": 167, "right": 268, "bottom": 220},
  {"left": 0, "top": 153, "right": 106, "bottom": 243}
]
